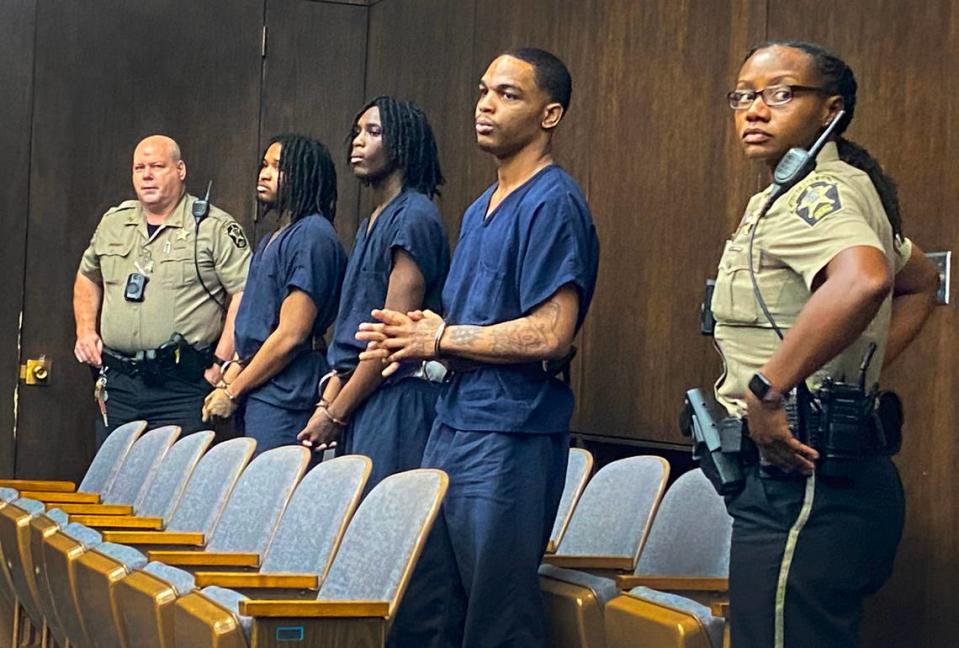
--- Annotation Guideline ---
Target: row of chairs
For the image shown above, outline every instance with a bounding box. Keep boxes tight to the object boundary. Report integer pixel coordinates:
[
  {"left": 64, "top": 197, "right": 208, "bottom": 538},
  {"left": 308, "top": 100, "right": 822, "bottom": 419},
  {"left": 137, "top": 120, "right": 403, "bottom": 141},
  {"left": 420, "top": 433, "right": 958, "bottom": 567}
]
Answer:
[
  {"left": 0, "top": 421, "right": 731, "bottom": 648},
  {"left": 541, "top": 454, "right": 733, "bottom": 648},
  {"left": 0, "top": 421, "right": 447, "bottom": 648}
]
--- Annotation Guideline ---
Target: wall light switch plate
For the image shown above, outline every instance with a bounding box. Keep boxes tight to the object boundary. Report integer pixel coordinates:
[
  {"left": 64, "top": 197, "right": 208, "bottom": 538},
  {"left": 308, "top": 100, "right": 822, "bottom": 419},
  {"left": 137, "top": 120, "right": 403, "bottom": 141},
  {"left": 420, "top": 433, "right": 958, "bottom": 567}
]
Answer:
[{"left": 926, "top": 251, "right": 951, "bottom": 305}]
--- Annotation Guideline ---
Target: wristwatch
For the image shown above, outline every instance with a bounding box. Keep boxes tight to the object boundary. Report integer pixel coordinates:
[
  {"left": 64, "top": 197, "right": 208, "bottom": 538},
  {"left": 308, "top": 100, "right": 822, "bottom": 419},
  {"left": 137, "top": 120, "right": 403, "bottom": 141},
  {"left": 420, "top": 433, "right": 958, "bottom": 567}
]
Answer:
[{"left": 748, "top": 371, "right": 785, "bottom": 406}]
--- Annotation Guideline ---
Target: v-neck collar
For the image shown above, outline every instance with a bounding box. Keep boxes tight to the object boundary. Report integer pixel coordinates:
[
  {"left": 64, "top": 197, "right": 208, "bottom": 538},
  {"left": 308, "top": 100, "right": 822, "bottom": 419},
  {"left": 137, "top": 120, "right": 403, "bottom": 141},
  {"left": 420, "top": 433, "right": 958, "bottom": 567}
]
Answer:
[{"left": 482, "top": 164, "right": 555, "bottom": 226}]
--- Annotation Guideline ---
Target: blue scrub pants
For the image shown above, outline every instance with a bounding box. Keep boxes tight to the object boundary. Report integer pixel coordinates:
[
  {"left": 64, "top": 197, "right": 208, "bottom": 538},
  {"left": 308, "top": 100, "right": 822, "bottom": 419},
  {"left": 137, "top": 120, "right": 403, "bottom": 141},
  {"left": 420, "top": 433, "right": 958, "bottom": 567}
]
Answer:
[
  {"left": 389, "top": 423, "right": 569, "bottom": 648},
  {"left": 241, "top": 397, "right": 314, "bottom": 457},
  {"left": 339, "top": 377, "right": 440, "bottom": 490}
]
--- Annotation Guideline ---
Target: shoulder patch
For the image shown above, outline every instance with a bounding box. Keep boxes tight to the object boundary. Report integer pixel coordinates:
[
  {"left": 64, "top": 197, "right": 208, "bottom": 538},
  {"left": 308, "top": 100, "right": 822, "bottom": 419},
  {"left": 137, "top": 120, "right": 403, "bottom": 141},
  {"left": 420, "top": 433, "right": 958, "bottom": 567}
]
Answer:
[
  {"left": 225, "top": 222, "right": 248, "bottom": 249},
  {"left": 790, "top": 178, "right": 843, "bottom": 226}
]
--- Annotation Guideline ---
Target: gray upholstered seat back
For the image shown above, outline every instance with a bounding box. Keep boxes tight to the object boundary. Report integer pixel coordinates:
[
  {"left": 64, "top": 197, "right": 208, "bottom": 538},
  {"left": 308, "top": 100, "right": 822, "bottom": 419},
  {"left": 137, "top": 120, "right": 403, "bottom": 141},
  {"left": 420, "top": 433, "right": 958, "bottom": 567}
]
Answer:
[
  {"left": 548, "top": 448, "right": 594, "bottom": 551},
  {"left": 134, "top": 431, "right": 214, "bottom": 519},
  {"left": 634, "top": 469, "right": 732, "bottom": 578},
  {"left": 318, "top": 469, "right": 447, "bottom": 617},
  {"left": 556, "top": 456, "right": 669, "bottom": 565},
  {"left": 166, "top": 437, "right": 256, "bottom": 535},
  {"left": 206, "top": 446, "right": 309, "bottom": 554},
  {"left": 261, "top": 455, "right": 371, "bottom": 577},
  {"left": 77, "top": 420, "right": 147, "bottom": 494},
  {"left": 103, "top": 425, "right": 180, "bottom": 505}
]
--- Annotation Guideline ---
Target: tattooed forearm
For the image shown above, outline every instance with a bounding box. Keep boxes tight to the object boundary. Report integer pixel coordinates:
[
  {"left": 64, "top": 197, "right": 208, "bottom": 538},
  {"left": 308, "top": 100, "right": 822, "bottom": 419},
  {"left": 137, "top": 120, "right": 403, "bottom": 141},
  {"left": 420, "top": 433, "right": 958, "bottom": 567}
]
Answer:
[{"left": 443, "top": 294, "right": 574, "bottom": 364}]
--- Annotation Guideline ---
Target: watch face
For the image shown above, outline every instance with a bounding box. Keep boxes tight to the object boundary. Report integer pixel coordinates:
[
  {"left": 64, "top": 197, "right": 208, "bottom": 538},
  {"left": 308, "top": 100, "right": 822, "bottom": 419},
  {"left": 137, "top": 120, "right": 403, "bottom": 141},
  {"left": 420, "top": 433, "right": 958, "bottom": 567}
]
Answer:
[{"left": 749, "top": 373, "right": 770, "bottom": 399}]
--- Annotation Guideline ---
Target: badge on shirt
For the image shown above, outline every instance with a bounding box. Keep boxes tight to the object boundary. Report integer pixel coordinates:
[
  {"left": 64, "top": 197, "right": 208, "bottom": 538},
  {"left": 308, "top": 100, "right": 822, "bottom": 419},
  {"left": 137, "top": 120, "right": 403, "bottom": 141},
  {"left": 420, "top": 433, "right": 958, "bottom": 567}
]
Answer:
[
  {"left": 226, "top": 223, "right": 248, "bottom": 249},
  {"left": 792, "top": 179, "right": 843, "bottom": 226}
]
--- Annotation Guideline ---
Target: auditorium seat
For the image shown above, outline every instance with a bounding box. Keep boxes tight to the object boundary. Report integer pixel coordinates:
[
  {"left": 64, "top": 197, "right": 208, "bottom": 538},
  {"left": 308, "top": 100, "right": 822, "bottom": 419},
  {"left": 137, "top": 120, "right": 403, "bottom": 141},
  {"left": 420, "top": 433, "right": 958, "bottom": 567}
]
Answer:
[
  {"left": 70, "top": 430, "right": 213, "bottom": 530},
  {"left": 38, "top": 438, "right": 260, "bottom": 648},
  {"left": 19, "top": 425, "right": 179, "bottom": 516},
  {"left": 41, "top": 522, "right": 105, "bottom": 647},
  {"left": 605, "top": 469, "right": 732, "bottom": 648},
  {"left": 86, "top": 454, "right": 369, "bottom": 648},
  {"left": 546, "top": 448, "right": 594, "bottom": 554},
  {"left": 172, "top": 468, "right": 448, "bottom": 648},
  {"left": 96, "top": 445, "right": 308, "bottom": 648},
  {"left": 539, "top": 455, "right": 670, "bottom": 648},
  {"left": 0, "top": 420, "right": 147, "bottom": 502}
]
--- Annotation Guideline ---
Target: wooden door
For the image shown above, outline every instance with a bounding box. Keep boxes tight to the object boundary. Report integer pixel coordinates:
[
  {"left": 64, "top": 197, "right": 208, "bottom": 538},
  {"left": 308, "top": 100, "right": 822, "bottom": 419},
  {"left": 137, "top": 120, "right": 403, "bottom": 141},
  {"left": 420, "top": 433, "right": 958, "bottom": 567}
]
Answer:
[
  {"left": 0, "top": 0, "right": 38, "bottom": 476},
  {"left": 14, "top": 0, "right": 265, "bottom": 481}
]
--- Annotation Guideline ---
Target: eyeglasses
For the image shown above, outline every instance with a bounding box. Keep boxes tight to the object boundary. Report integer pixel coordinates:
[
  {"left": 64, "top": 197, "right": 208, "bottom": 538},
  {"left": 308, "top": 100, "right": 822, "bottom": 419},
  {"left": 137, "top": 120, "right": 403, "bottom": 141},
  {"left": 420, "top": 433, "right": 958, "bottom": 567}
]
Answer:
[{"left": 727, "top": 85, "right": 826, "bottom": 110}]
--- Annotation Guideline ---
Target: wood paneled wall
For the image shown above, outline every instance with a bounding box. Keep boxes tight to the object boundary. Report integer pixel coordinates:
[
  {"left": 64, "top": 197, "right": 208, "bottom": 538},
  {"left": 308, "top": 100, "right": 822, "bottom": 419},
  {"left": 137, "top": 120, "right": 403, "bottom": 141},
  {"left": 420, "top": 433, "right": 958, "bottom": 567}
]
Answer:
[{"left": 367, "top": 0, "right": 958, "bottom": 644}]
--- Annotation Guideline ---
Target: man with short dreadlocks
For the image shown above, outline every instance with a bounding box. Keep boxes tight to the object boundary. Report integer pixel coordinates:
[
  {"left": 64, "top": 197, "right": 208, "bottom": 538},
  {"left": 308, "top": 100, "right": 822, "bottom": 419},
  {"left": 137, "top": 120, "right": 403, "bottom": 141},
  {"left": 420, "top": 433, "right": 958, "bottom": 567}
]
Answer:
[
  {"left": 297, "top": 97, "right": 449, "bottom": 487},
  {"left": 202, "top": 134, "right": 346, "bottom": 455}
]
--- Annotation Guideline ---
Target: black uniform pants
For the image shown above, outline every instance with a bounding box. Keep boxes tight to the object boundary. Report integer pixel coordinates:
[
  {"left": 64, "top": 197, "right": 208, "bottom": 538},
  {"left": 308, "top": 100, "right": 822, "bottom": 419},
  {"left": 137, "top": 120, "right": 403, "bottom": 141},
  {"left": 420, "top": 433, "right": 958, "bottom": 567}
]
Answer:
[
  {"left": 725, "top": 457, "right": 904, "bottom": 648},
  {"left": 95, "top": 370, "right": 212, "bottom": 447}
]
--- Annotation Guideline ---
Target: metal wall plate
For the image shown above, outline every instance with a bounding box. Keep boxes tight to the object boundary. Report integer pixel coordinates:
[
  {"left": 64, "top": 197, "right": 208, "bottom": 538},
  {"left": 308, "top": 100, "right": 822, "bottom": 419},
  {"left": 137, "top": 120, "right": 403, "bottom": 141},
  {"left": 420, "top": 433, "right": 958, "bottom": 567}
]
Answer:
[{"left": 927, "top": 251, "right": 951, "bottom": 305}]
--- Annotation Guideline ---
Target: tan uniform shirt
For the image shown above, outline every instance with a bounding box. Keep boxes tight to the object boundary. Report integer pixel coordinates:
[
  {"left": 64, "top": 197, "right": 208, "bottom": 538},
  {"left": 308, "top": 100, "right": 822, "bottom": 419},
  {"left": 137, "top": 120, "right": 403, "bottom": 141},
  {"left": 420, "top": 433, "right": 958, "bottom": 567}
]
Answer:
[
  {"left": 713, "top": 142, "right": 912, "bottom": 416},
  {"left": 78, "top": 193, "right": 251, "bottom": 353}
]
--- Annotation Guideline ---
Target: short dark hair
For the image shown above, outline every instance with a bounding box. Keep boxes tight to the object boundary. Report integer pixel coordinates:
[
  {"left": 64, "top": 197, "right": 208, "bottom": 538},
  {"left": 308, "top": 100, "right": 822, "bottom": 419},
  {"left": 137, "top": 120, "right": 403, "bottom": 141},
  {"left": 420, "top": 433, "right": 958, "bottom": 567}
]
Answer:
[
  {"left": 262, "top": 134, "right": 337, "bottom": 224},
  {"left": 349, "top": 96, "right": 445, "bottom": 199},
  {"left": 503, "top": 47, "right": 572, "bottom": 112}
]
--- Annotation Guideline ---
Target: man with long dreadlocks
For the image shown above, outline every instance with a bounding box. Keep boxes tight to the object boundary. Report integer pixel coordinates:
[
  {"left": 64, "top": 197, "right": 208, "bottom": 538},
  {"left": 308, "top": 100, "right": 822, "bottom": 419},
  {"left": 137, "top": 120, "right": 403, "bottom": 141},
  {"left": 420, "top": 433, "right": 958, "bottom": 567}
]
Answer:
[
  {"left": 297, "top": 96, "right": 449, "bottom": 487},
  {"left": 202, "top": 134, "right": 346, "bottom": 455}
]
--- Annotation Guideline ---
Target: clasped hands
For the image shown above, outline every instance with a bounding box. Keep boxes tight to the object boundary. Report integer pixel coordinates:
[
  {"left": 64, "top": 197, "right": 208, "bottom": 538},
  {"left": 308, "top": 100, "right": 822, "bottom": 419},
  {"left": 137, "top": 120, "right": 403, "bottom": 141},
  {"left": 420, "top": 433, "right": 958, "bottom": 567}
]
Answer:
[
  {"left": 201, "top": 384, "right": 237, "bottom": 422},
  {"left": 355, "top": 308, "right": 445, "bottom": 377}
]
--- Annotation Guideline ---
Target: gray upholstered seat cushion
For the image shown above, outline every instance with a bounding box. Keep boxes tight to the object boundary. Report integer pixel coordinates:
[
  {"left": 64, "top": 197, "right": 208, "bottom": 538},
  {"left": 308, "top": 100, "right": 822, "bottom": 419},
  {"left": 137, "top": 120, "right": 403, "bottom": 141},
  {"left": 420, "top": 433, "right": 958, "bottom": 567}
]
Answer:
[
  {"left": 103, "top": 425, "right": 180, "bottom": 505},
  {"left": 260, "top": 455, "right": 370, "bottom": 577},
  {"left": 538, "top": 564, "right": 620, "bottom": 606},
  {"left": 318, "top": 469, "right": 445, "bottom": 606},
  {"left": 548, "top": 448, "right": 592, "bottom": 550},
  {"left": 200, "top": 586, "right": 252, "bottom": 638},
  {"left": 634, "top": 468, "right": 732, "bottom": 578},
  {"left": 12, "top": 497, "right": 45, "bottom": 516},
  {"left": 135, "top": 431, "right": 214, "bottom": 520},
  {"left": 78, "top": 420, "right": 146, "bottom": 494},
  {"left": 44, "top": 508, "right": 70, "bottom": 527},
  {"left": 166, "top": 437, "right": 255, "bottom": 536},
  {"left": 61, "top": 522, "right": 103, "bottom": 549},
  {"left": 627, "top": 586, "right": 725, "bottom": 648},
  {"left": 206, "top": 446, "right": 309, "bottom": 554},
  {"left": 556, "top": 456, "right": 668, "bottom": 565},
  {"left": 0, "top": 487, "right": 19, "bottom": 503},
  {"left": 143, "top": 561, "right": 196, "bottom": 596},
  {"left": 93, "top": 542, "right": 148, "bottom": 571}
]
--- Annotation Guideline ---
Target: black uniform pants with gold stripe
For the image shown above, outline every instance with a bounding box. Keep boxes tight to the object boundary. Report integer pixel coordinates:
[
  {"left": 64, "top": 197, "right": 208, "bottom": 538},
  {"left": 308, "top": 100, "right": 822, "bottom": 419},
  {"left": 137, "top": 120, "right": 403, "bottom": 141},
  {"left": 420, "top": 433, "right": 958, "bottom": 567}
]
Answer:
[
  {"left": 95, "top": 370, "right": 211, "bottom": 447},
  {"left": 725, "top": 458, "right": 904, "bottom": 648}
]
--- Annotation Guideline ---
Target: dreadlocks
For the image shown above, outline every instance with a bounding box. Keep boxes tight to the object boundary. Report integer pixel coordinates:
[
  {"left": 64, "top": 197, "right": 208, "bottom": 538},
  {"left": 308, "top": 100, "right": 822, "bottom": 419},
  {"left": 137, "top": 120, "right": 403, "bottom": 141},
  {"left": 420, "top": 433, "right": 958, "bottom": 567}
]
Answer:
[
  {"left": 349, "top": 96, "right": 445, "bottom": 199},
  {"left": 747, "top": 41, "right": 902, "bottom": 239},
  {"left": 261, "top": 133, "right": 337, "bottom": 224}
]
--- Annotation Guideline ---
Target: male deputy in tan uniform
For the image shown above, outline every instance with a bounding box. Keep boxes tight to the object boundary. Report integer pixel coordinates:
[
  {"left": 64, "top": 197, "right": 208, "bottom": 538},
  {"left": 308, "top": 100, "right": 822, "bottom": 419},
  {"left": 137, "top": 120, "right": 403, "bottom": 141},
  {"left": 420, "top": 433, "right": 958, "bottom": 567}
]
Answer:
[{"left": 74, "top": 135, "right": 250, "bottom": 444}]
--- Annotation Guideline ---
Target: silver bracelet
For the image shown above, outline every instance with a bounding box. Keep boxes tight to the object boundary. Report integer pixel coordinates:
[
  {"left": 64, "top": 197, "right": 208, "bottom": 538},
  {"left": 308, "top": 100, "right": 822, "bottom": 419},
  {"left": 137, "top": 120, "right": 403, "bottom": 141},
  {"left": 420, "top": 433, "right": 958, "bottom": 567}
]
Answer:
[{"left": 433, "top": 321, "right": 448, "bottom": 359}]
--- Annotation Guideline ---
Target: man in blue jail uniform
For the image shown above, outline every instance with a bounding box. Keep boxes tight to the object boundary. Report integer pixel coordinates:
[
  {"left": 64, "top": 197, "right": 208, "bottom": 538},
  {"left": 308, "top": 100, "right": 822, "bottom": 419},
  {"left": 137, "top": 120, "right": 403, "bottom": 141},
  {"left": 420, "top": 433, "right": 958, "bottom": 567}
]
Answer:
[
  {"left": 202, "top": 134, "right": 346, "bottom": 455},
  {"left": 297, "top": 96, "right": 450, "bottom": 487},
  {"left": 358, "top": 49, "right": 600, "bottom": 648}
]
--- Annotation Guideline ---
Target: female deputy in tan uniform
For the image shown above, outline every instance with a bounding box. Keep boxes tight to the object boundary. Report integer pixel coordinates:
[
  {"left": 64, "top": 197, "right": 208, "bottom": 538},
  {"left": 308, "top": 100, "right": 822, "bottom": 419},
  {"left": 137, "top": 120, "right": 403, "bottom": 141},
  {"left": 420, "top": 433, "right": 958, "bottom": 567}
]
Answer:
[{"left": 713, "top": 41, "right": 939, "bottom": 647}]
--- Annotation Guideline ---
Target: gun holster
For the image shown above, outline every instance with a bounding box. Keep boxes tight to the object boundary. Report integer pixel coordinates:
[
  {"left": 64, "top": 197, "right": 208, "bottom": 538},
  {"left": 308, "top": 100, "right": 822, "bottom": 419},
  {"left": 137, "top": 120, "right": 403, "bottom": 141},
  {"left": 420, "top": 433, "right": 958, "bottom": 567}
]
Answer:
[{"left": 680, "top": 388, "right": 751, "bottom": 496}]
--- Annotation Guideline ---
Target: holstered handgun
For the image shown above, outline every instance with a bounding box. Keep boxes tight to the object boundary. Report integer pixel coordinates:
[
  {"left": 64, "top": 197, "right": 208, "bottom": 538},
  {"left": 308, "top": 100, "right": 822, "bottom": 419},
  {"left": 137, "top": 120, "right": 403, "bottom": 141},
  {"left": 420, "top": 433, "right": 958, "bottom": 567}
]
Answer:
[{"left": 680, "top": 388, "right": 747, "bottom": 495}]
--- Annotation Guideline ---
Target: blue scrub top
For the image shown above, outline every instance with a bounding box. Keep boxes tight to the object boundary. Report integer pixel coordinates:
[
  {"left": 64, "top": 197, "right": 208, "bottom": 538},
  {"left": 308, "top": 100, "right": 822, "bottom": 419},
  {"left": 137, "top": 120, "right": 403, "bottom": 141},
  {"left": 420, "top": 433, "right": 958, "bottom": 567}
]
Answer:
[
  {"left": 234, "top": 213, "right": 347, "bottom": 410},
  {"left": 436, "top": 165, "right": 600, "bottom": 434},
  {"left": 328, "top": 189, "right": 450, "bottom": 373}
]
